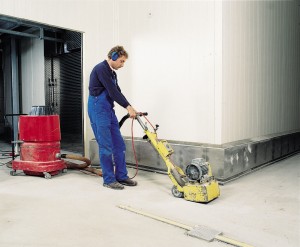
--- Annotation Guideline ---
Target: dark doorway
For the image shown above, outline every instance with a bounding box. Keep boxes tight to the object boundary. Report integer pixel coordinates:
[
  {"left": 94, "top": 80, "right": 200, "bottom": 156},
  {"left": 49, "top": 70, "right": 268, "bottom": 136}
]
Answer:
[
  {"left": 45, "top": 37, "right": 83, "bottom": 153},
  {"left": 0, "top": 15, "right": 83, "bottom": 154}
]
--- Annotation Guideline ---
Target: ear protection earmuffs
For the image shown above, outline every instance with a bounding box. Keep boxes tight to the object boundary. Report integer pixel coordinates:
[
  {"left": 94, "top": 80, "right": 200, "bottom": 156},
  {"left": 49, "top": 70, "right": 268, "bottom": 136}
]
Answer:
[{"left": 111, "top": 51, "right": 119, "bottom": 61}]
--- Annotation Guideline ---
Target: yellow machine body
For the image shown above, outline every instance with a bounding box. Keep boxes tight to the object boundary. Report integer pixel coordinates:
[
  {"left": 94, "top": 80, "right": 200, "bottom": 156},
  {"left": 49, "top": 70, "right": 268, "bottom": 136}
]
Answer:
[
  {"left": 141, "top": 127, "right": 220, "bottom": 203},
  {"left": 183, "top": 180, "right": 220, "bottom": 203}
]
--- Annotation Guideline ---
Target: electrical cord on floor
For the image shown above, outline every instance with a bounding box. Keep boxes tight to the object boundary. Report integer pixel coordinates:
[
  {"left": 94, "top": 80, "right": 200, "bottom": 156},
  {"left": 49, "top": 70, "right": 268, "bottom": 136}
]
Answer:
[
  {"left": 0, "top": 151, "right": 13, "bottom": 168},
  {"left": 0, "top": 160, "right": 12, "bottom": 167},
  {"left": 78, "top": 170, "right": 98, "bottom": 176},
  {"left": 0, "top": 150, "right": 15, "bottom": 168}
]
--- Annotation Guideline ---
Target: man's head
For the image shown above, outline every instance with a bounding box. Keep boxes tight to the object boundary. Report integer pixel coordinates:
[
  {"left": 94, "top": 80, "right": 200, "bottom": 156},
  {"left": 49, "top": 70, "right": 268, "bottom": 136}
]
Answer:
[{"left": 107, "top": 46, "right": 128, "bottom": 70}]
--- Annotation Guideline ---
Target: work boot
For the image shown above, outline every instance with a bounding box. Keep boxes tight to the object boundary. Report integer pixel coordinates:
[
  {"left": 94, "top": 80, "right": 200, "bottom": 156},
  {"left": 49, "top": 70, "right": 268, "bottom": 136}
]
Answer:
[
  {"left": 118, "top": 178, "right": 137, "bottom": 186},
  {"left": 103, "top": 182, "right": 124, "bottom": 190}
]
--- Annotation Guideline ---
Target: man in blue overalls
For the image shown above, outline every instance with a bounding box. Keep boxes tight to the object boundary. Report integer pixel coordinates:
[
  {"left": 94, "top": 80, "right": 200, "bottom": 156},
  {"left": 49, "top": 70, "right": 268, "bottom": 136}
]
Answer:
[{"left": 88, "top": 46, "right": 137, "bottom": 190}]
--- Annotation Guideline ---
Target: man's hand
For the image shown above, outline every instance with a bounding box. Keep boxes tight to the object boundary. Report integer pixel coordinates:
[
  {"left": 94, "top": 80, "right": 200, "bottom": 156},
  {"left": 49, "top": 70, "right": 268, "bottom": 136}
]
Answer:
[{"left": 126, "top": 105, "right": 137, "bottom": 118}]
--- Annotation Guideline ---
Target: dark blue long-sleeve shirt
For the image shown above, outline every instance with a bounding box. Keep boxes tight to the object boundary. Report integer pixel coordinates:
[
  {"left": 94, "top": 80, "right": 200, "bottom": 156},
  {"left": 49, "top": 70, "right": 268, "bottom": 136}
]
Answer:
[{"left": 89, "top": 60, "right": 130, "bottom": 108}]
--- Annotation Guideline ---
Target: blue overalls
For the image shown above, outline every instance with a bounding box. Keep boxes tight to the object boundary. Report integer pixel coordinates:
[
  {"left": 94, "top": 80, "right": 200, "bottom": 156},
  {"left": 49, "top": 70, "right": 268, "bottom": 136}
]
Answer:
[{"left": 88, "top": 90, "right": 129, "bottom": 184}]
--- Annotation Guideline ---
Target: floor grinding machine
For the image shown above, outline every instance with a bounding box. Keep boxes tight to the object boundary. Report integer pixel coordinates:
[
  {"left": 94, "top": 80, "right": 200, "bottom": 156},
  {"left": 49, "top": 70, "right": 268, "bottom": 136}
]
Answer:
[
  {"left": 10, "top": 106, "right": 100, "bottom": 178},
  {"left": 121, "top": 113, "right": 220, "bottom": 203}
]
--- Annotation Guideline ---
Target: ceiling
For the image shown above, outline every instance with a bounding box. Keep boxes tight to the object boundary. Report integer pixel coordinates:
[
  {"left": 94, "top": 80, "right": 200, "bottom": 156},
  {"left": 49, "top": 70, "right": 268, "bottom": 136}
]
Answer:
[{"left": 0, "top": 15, "right": 64, "bottom": 42}]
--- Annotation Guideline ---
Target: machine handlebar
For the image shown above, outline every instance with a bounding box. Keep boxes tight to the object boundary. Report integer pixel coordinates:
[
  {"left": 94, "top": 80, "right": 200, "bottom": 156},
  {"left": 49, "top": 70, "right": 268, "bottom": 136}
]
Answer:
[{"left": 119, "top": 112, "right": 148, "bottom": 128}]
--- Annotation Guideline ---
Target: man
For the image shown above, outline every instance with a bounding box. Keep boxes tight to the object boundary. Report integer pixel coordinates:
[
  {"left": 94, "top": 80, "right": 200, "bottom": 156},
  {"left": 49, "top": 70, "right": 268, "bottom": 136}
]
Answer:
[{"left": 88, "top": 45, "right": 137, "bottom": 190}]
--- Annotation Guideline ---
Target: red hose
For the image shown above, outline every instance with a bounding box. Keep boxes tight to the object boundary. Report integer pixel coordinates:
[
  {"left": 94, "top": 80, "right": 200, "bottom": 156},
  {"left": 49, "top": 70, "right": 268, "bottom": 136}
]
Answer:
[
  {"left": 129, "top": 117, "right": 139, "bottom": 179},
  {"left": 129, "top": 113, "right": 156, "bottom": 179}
]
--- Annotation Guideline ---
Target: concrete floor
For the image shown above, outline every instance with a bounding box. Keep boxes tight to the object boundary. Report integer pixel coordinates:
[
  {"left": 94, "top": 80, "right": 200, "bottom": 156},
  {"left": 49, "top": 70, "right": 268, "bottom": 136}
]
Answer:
[{"left": 0, "top": 148, "right": 299, "bottom": 247}]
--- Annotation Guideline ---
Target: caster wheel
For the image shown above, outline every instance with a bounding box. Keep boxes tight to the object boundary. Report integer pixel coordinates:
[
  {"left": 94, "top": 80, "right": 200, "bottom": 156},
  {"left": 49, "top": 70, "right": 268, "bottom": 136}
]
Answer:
[
  {"left": 62, "top": 168, "right": 68, "bottom": 173},
  {"left": 171, "top": 185, "right": 184, "bottom": 198},
  {"left": 10, "top": 170, "right": 16, "bottom": 176},
  {"left": 43, "top": 172, "right": 51, "bottom": 179}
]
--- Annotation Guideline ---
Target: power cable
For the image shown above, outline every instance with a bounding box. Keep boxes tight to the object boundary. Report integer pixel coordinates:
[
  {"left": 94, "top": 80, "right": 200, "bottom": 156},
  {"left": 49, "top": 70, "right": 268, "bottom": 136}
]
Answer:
[{"left": 129, "top": 113, "right": 156, "bottom": 179}]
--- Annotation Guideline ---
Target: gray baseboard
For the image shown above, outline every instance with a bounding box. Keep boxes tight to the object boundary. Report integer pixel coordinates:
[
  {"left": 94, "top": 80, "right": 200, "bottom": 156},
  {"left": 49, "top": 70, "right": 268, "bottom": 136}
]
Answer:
[{"left": 89, "top": 131, "right": 300, "bottom": 183}]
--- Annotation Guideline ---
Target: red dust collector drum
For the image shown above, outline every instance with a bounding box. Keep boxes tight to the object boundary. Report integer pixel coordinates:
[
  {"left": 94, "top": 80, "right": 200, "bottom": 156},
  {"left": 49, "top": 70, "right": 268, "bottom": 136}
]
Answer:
[{"left": 11, "top": 106, "right": 66, "bottom": 179}]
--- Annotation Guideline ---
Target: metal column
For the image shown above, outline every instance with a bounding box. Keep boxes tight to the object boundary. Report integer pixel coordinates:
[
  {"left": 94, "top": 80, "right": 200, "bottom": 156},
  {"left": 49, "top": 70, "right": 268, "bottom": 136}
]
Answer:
[{"left": 10, "top": 37, "right": 20, "bottom": 143}]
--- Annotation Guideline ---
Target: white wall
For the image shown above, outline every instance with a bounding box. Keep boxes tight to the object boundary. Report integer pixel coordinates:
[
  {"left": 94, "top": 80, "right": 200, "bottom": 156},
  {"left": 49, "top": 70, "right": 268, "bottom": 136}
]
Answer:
[
  {"left": 0, "top": 0, "right": 299, "bottom": 155},
  {"left": 222, "top": 0, "right": 300, "bottom": 143},
  {"left": 116, "top": 1, "right": 222, "bottom": 144},
  {"left": 0, "top": 0, "right": 222, "bottom": 154},
  {"left": 21, "top": 35, "right": 45, "bottom": 114}
]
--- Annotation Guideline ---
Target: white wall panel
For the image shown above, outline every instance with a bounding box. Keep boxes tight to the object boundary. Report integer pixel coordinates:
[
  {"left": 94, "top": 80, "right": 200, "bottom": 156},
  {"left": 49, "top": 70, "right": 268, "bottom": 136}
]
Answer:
[
  {"left": 117, "top": 1, "right": 219, "bottom": 144},
  {"left": 21, "top": 36, "right": 45, "bottom": 114},
  {"left": 0, "top": 0, "right": 221, "bottom": 145},
  {"left": 1, "top": 0, "right": 299, "bottom": 152},
  {"left": 222, "top": 0, "right": 300, "bottom": 143}
]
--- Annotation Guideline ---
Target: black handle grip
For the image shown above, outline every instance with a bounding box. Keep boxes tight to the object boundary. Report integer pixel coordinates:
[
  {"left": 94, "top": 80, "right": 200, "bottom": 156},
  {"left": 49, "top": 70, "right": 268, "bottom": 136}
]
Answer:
[
  {"left": 119, "top": 112, "right": 148, "bottom": 128},
  {"left": 138, "top": 112, "right": 148, "bottom": 117}
]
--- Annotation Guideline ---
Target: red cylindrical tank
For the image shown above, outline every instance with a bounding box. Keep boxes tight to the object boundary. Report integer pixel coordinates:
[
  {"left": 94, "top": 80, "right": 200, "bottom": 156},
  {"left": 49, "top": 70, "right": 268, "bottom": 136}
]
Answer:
[
  {"left": 19, "top": 115, "right": 61, "bottom": 142},
  {"left": 12, "top": 115, "right": 66, "bottom": 178}
]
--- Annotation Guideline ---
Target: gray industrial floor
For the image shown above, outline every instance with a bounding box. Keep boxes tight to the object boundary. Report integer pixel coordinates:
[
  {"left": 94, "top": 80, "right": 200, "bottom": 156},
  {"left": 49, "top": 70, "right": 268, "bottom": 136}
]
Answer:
[{"left": 0, "top": 147, "right": 299, "bottom": 247}]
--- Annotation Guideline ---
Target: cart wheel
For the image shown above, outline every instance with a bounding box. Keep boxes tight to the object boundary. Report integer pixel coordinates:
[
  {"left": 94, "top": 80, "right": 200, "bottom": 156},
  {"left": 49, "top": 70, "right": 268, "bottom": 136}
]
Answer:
[
  {"left": 171, "top": 185, "right": 184, "bottom": 198},
  {"left": 10, "top": 170, "right": 16, "bottom": 176},
  {"left": 62, "top": 168, "right": 68, "bottom": 173},
  {"left": 43, "top": 172, "right": 52, "bottom": 179}
]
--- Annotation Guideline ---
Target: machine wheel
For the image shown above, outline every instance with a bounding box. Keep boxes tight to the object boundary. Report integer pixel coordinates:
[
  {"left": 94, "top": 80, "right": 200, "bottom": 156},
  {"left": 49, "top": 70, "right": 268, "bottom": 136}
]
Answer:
[
  {"left": 171, "top": 185, "right": 184, "bottom": 198},
  {"left": 62, "top": 168, "right": 68, "bottom": 173},
  {"left": 10, "top": 170, "right": 16, "bottom": 176},
  {"left": 43, "top": 172, "right": 52, "bottom": 179}
]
